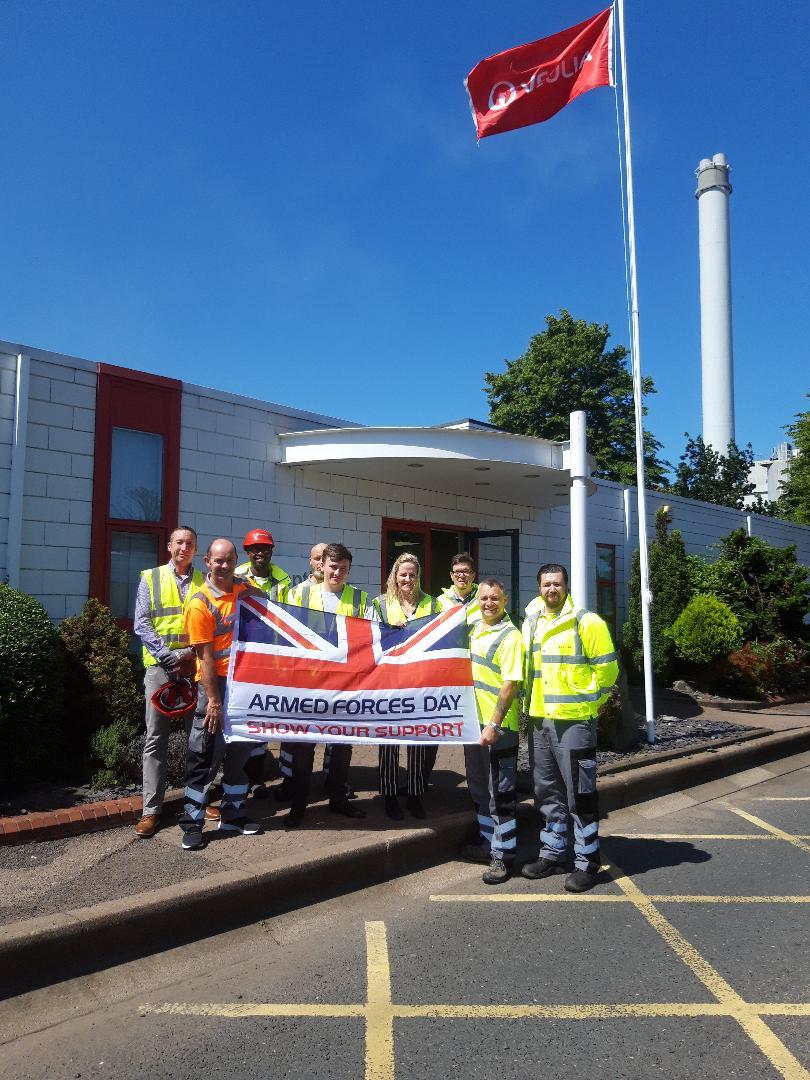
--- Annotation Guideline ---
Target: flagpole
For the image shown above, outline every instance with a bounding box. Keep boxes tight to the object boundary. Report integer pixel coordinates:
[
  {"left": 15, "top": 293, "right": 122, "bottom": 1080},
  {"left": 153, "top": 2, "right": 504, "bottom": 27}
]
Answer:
[{"left": 615, "top": 0, "right": 656, "bottom": 744}]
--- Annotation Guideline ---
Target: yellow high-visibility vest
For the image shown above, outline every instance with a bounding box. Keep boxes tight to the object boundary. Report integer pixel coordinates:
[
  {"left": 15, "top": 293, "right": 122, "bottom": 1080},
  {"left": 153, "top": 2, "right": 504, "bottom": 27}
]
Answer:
[
  {"left": 140, "top": 564, "right": 205, "bottom": 668},
  {"left": 235, "top": 561, "right": 291, "bottom": 601},
  {"left": 286, "top": 581, "right": 369, "bottom": 618},
  {"left": 523, "top": 596, "right": 618, "bottom": 721},
  {"left": 372, "top": 592, "right": 439, "bottom": 625},
  {"left": 470, "top": 616, "right": 524, "bottom": 731},
  {"left": 437, "top": 583, "right": 481, "bottom": 623}
]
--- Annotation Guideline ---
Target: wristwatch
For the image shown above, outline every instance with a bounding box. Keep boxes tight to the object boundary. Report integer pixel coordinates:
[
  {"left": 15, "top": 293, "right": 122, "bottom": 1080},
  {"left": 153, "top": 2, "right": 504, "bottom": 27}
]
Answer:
[{"left": 484, "top": 722, "right": 502, "bottom": 735}]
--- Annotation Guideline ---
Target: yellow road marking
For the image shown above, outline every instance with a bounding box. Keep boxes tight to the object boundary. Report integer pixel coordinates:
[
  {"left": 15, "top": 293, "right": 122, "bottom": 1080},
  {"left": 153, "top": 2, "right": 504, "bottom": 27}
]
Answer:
[
  {"left": 609, "top": 862, "right": 810, "bottom": 1080},
  {"left": 365, "top": 920, "right": 395, "bottom": 1080},
  {"left": 141, "top": 1002, "right": 364, "bottom": 1017},
  {"left": 430, "top": 893, "right": 810, "bottom": 904},
  {"left": 141, "top": 1001, "right": 810, "bottom": 1020},
  {"left": 725, "top": 805, "right": 810, "bottom": 855},
  {"left": 607, "top": 833, "right": 778, "bottom": 840},
  {"left": 751, "top": 797, "right": 810, "bottom": 801}
]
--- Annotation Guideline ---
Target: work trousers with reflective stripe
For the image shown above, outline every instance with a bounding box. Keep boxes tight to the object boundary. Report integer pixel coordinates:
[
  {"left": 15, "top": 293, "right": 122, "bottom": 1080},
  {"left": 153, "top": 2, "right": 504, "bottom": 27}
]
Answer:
[
  {"left": 378, "top": 745, "right": 426, "bottom": 797},
  {"left": 142, "top": 664, "right": 174, "bottom": 817},
  {"left": 529, "top": 718, "right": 599, "bottom": 872},
  {"left": 464, "top": 729, "right": 518, "bottom": 861},
  {"left": 289, "top": 742, "right": 352, "bottom": 812},
  {"left": 179, "top": 677, "right": 252, "bottom": 834}
]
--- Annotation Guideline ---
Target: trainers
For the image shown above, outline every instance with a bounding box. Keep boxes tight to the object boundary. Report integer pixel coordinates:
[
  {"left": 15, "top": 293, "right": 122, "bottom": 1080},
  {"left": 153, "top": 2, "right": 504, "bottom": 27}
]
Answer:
[
  {"left": 218, "top": 816, "right": 262, "bottom": 835},
  {"left": 482, "top": 856, "right": 510, "bottom": 885},
  {"left": 329, "top": 799, "right": 366, "bottom": 820},
  {"left": 460, "top": 841, "right": 491, "bottom": 865},
  {"left": 521, "top": 858, "right": 567, "bottom": 880},
  {"left": 181, "top": 826, "right": 204, "bottom": 851},
  {"left": 565, "top": 867, "right": 599, "bottom": 893}
]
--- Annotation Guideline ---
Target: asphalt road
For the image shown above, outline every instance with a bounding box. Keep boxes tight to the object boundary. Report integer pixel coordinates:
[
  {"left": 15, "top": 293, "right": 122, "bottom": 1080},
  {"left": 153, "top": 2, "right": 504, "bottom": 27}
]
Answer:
[{"left": 1, "top": 763, "right": 808, "bottom": 1080}]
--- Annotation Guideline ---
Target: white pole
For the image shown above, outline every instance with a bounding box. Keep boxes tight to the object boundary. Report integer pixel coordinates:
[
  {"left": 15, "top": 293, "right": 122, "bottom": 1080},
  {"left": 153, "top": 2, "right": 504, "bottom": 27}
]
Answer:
[
  {"left": 7, "top": 353, "right": 30, "bottom": 591},
  {"left": 569, "top": 410, "right": 589, "bottom": 608},
  {"left": 616, "top": 0, "right": 656, "bottom": 743}
]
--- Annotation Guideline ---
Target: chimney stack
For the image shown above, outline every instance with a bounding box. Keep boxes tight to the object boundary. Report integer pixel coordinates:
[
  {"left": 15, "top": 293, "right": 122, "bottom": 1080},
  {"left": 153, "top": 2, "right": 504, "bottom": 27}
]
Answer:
[{"left": 696, "top": 153, "right": 735, "bottom": 452}]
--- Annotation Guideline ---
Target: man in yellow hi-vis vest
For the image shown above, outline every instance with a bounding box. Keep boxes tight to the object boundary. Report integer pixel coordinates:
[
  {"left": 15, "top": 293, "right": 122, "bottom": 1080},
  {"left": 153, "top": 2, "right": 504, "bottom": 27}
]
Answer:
[
  {"left": 521, "top": 563, "right": 618, "bottom": 893},
  {"left": 133, "top": 525, "right": 205, "bottom": 838},
  {"left": 283, "top": 542, "right": 370, "bottom": 828},
  {"left": 461, "top": 578, "right": 524, "bottom": 886}
]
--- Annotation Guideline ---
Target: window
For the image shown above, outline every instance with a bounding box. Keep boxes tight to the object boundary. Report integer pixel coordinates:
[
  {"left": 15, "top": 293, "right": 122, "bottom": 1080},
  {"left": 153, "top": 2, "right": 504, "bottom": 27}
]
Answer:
[
  {"left": 109, "top": 428, "right": 163, "bottom": 521},
  {"left": 90, "top": 366, "right": 182, "bottom": 629},
  {"left": 595, "top": 543, "right": 617, "bottom": 640}
]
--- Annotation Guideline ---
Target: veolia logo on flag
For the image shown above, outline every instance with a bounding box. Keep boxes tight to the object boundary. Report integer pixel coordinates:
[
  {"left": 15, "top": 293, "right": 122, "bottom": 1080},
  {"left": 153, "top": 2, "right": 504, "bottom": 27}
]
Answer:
[{"left": 465, "top": 7, "right": 614, "bottom": 139}]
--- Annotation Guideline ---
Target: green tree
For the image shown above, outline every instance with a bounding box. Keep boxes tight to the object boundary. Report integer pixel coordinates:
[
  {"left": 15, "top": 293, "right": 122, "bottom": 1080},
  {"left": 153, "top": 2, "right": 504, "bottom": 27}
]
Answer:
[
  {"left": 622, "top": 508, "right": 693, "bottom": 684},
  {"left": 692, "top": 529, "right": 810, "bottom": 643},
  {"left": 485, "top": 310, "right": 667, "bottom": 486},
  {"left": 668, "top": 434, "right": 755, "bottom": 509},
  {"left": 777, "top": 399, "right": 810, "bottom": 524}
]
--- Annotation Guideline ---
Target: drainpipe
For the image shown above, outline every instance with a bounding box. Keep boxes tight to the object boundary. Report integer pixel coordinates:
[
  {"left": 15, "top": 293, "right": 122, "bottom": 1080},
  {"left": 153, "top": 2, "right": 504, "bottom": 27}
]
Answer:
[
  {"left": 569, "top": 411, "right": 589, "bottom": 608},
  {"left": 7, "top": 353, "right": 29, "bottom": 589}
]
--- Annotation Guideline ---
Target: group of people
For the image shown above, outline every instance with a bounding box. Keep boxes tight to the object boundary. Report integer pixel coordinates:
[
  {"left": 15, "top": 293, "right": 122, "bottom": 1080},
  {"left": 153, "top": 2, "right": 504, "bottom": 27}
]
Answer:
[{"left": 134, "top": 524, "right": 618, "bottom": 892}]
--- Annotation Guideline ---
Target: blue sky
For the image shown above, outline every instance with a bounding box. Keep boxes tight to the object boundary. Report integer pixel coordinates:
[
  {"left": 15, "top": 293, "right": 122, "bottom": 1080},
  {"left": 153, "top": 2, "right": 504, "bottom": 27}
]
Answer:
[{"left": 2, "top": 1, "right": 808, "bottom": 469}]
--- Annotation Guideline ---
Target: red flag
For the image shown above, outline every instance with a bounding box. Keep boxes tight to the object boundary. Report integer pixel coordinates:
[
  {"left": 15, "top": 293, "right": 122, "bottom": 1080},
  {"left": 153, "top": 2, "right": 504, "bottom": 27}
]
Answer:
[{"left": 465, "top": 7, "right": 614, "bottom": 140}]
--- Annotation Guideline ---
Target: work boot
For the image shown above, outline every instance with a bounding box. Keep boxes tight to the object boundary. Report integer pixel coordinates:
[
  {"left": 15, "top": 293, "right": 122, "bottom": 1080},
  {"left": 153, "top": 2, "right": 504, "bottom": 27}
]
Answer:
[
  {"left": 406, "top": 795, "right": 426, "bottom": 820},
  {"left": 384, "top": 795, "right": 404, "bottom": 821},
  {"left": 460, "top": 841, "right": 491, "bottom": 865},
  {"left": 482, "top": 856, "right": 510, "bottom": 885},
  {"left": 284, "top": 803, "right": 306, "bottom": 829},
  {"left": 218, "top": 816, "right": 262, "bottom": 835},
  {"left": 204, "top": 805, "right": 221, "bottom": 821},
  {"left": 565, "top": 867, "right": 599, "bottom": 893},
  {"left": 329, "top": 799, "right": 366, "bottom": 820},
  {"left": 521, "top": 858, "right": 567, "bottom": 880},
  {"left": 134, "top": 814, "right": 159, "bottom": 838},
  {"left": 181, "top": 826, "right": 204, "bottom": 851}
]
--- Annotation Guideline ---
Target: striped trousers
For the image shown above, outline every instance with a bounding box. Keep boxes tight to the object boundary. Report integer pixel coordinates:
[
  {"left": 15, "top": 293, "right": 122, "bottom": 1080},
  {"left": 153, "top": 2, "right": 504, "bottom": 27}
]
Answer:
[
  {"left": 529, "top": 718, "right": 600, "bottom": 872},
  {"left": 378, "top": 745, "right": 426, "bottom": 797},
  {"left": 179, "top": 677, "right": 252, "bottom": 834},
  {"left": 463, "top": 729, "right": 518, "bottom": 861}
]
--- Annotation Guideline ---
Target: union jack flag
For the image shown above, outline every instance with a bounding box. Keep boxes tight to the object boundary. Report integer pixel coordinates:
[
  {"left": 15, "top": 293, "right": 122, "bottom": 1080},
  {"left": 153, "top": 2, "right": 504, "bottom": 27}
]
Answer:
[{"left": 224, "top": 595, "right": 480, "bottom": 746}]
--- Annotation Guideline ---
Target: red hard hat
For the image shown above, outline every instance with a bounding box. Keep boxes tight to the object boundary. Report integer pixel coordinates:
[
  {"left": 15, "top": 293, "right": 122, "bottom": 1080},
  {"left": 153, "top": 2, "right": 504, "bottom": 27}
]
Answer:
[
  {"left": 151, "top": 677, "right": 198, "bottom": 718},
  {"left": 244, "top": 528, "right": 274, "bottom": 548}
]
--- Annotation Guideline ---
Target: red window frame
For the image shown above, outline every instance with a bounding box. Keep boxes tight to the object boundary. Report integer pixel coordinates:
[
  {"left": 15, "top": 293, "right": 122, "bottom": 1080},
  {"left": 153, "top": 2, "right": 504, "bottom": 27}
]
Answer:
[
  {"left": 89, "top": 364, "right": 182, "bottom": 628},
  {"left": 380, "top": 518, "right": 478, "bottom": 594},
  {"left": 595, "top": 542, "right": 617, "bottom": 640}
]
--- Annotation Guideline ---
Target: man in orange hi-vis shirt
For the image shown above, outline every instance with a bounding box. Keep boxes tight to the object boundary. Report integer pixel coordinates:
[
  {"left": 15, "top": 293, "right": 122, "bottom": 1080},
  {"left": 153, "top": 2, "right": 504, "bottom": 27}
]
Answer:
[{"left": 178, "top": 537, "right": 262, "bottom": 851}]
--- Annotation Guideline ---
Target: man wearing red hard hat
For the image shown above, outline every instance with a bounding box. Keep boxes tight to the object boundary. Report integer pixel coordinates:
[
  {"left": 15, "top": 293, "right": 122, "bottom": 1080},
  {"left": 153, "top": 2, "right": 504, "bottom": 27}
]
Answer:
[
  {"left": 236, "top": 529, "right": 291, "bottom": 597},
  {"left": 236, "top": 529, "right": 291, "bottom": 795}
]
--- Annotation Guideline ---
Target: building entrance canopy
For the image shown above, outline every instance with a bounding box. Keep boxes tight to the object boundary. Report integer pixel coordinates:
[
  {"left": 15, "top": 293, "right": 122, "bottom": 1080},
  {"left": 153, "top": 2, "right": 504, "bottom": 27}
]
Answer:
[{"left": 278, "top": 423, "right": 593, "bottom": 507}]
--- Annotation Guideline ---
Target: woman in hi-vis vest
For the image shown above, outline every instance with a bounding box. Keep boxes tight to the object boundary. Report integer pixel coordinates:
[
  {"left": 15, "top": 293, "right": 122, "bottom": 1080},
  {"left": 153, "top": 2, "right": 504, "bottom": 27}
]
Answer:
[{"left": 372, "top": 553, "right": 440, "bottom": 821}]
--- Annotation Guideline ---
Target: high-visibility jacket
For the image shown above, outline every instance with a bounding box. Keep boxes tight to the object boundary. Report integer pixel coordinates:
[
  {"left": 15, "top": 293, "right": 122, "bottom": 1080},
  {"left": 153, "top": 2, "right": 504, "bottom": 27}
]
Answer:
[
  {"left": 140, "top": 564, "right": 205, "bottom": 668},
  {"left": 437, "top": 583, "right": 481, "bottom": 623},
  {"left": 372, "top": 592, "right": 439, "bottom": 625},
  {"left": 184, "top": 579, "right": 251, "bottom": 676},
  {"left": 286, "top": 581, "right": 370, "bottom": 618},
  {"left": 525, "top": 595, "right": 541, "bottom": 617},
  {"left": 523, "top": 596, "right": 618, "bottom": 721},
  {"left": 235, "top": 561, "right": 291, "bottom": 599},
  {"left": 470, "top": 616, "right": 524, "bottom": 731}
]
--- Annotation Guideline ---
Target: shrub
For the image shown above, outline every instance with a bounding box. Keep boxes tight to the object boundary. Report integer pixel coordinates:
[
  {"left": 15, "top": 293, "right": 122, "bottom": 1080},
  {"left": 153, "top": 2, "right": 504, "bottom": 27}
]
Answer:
[
  {"left": 672, "top": 595, "right": 742, "bottom": 665},
  {"left": 727, "top": 638, "right": 810, "bottom": 698},
  {"left": 623, "top": 509, "right": 693, "bottom": 684},
  {"left": 691, "top": 530, "right": 810, "bottom": 643},
  {"left": 0, "top": 584, "right": 65, "bottom": 788},
  {"left": 118, "top": 729, "right": 188, "bottom": 788},
  {"left": 58, "top": 598, "right": 143, "bottom": 784}
]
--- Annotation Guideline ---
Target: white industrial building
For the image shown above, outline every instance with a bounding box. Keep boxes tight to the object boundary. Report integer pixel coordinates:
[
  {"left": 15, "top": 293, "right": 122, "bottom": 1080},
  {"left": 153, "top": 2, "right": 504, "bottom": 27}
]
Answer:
[
  {"left": 747, "top": 442, "right": 800, "bottom": 506},
  {"left": 2, "top": 341, "right": 809, "bottom": 642}
]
